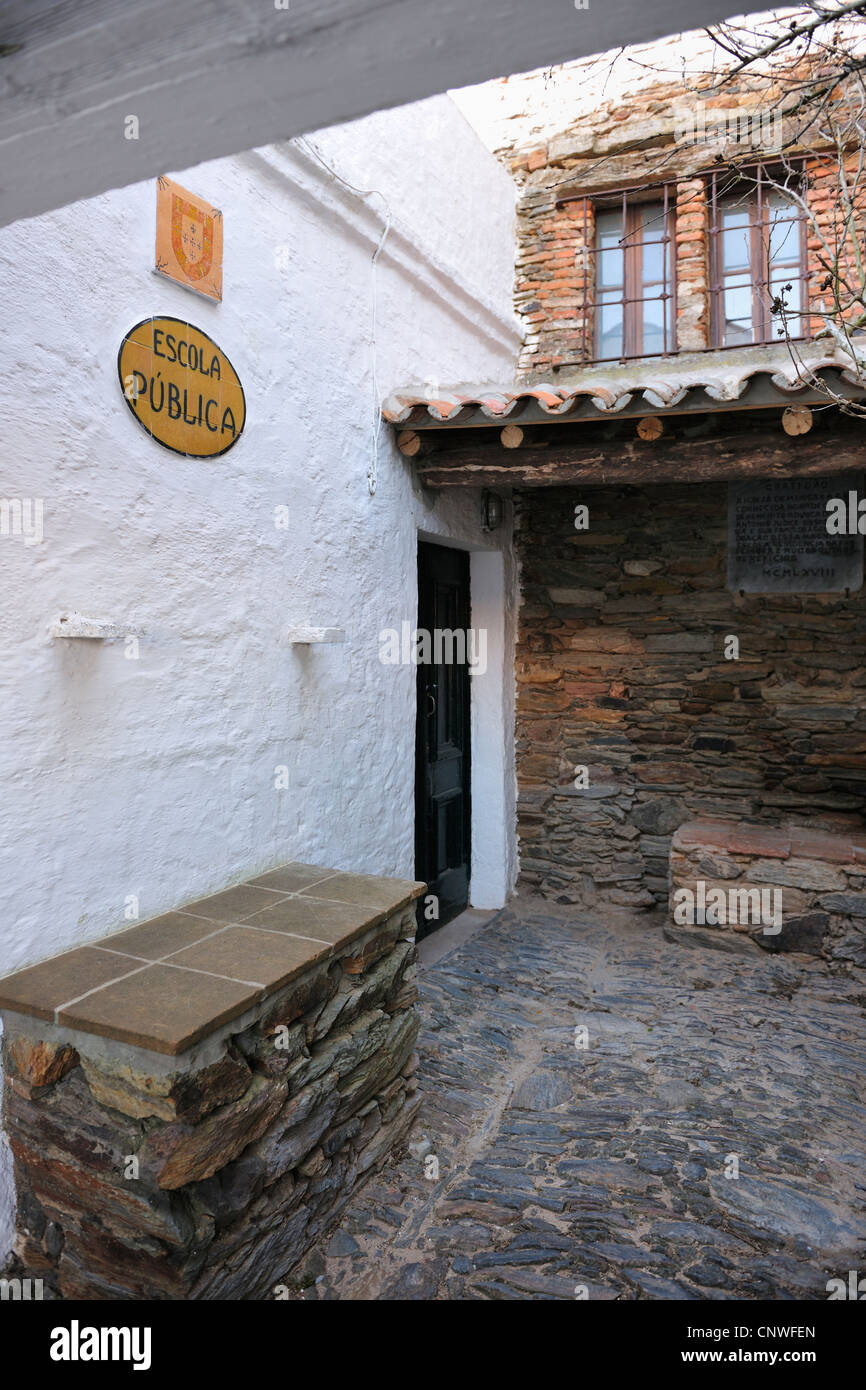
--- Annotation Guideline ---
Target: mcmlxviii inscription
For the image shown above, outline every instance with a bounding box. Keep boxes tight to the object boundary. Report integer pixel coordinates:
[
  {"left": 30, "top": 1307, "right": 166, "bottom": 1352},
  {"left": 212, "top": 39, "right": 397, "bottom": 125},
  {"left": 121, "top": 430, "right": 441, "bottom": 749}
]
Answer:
[{"left": 728, "top": 475, "right": 864, "bottom": 594}]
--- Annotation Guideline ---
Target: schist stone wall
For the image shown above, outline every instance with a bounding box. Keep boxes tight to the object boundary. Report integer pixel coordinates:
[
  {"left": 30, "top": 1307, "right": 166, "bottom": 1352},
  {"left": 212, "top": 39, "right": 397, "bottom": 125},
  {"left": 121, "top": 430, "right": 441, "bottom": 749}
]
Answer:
[
  {"left": 515, "top": 484, "right": 866, "bottom": 911},
  {"left": 0, "top": 870, "right": 422, "bottom": 1299},
  {"left": 669, "top": 819, "right": 866, "bottom": 969}
]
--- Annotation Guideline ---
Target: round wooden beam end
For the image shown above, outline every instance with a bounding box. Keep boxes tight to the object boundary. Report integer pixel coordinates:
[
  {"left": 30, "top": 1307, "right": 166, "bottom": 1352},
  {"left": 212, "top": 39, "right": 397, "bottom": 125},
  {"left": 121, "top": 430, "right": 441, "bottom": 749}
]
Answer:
[
  {"left": 782, "top": 405, "right": 813, "bottom": 436},
  {"left": 637, "top": 415, "right": 664, "bottom": 441},
  {"left": 397, "top": 429, "right": 422, "bottom": 457},
  {"left": 500, "top": 423, "right": 525, "bottom": 449}
]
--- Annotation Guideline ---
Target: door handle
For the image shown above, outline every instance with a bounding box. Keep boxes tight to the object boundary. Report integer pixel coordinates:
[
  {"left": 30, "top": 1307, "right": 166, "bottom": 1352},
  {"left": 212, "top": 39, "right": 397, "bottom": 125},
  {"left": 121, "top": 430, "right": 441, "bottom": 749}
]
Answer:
[{"left": 426, "top": 691, "right": 437, "bottom": 717}]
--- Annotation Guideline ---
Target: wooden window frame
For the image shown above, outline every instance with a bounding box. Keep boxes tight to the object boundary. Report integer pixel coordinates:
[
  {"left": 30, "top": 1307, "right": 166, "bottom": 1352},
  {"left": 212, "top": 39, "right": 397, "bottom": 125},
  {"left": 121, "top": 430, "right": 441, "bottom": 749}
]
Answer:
[
  {"left": 708, "top": 164, "right": 808, "bottom": 348},
  {"left": 586, "top": 186, "right": 677, "bottom": 363}
]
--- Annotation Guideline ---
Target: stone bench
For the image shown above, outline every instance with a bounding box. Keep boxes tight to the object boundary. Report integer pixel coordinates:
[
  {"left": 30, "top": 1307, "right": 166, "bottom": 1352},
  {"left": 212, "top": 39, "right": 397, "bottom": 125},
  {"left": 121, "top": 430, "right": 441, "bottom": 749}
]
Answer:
[
  {"left": 669, "top": 819, "right": 866, "bottom": 969},
  {"left": 0, "top": 861, "right": 424, "bottom": 1299}
]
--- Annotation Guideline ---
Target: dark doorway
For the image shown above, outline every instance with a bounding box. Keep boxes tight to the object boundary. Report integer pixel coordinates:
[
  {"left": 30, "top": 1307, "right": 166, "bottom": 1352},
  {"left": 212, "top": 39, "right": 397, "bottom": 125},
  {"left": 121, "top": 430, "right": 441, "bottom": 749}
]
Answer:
[{"left": 415, "top": 541, "right": 471, "bottom": 938}]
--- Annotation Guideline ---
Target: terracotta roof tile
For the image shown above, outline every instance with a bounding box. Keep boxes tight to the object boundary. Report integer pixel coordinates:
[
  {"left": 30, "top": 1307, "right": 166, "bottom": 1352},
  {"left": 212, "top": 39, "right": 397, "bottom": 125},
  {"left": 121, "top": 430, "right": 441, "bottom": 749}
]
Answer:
[{"left": 382, "top": 346, "right": 865, "bottom": 427}]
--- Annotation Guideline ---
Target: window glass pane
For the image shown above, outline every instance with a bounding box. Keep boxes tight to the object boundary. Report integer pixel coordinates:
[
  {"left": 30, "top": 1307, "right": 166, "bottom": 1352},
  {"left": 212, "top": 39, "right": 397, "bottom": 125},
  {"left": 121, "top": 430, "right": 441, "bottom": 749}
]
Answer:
[
  {"left": 597, "top": 246, "right": 623, "bottom": 289},
  {"left": 723, "top": 275, "right": 753, "bottom": 345},
  {"left": 770, "top": 273, "right": 802, "bottom": 334},
  {"left": 766, "top": 188, "right": 794, "bottom": 213},
  {"left": 766, "top": 190, "right": 801, "bottom": 338},
  {"left": 596, "top": 209, "right": 623, "bottom": 246},
  {"left": 721, "top": 199, "right": 751, "bottom": 228},
  {"left": 722, "top": 223, "right": 751, "bottom": 272},
  {"left": 641, "top": 244, "right": 666, "bottom": 285},
  {"left": 596, "top": 209, "right": 624, "bottom": 297},
  {"left": 768, "top": 212, "right": 798, "bottom": 265},
  {"left": 634, "top": 203, "right": 662, "bottom": 283},
  {"left": 642, "top": 297, "right": 666, "bottom": 356},
  {"left": 598, "top": 300, "right": 623, "bottom": 359},
  {"left": 642, "top": 239, "right": 664, "bottom": 284},
  {"left": 638, "top": 202, "right": 664, "bottom": 230},
  {"left": 596, "top": 209, "right": 624, "bottom": 357}
]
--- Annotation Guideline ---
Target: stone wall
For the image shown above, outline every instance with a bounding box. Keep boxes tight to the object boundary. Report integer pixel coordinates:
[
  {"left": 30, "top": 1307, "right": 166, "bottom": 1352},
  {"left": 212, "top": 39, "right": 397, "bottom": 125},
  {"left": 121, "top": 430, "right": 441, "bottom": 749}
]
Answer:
[
  {"left": 669, "top": 819, "right": 866, "bottom": 970},
  {"left": 515, "top": 484, "right": 866, "bottom": 910},
  {"left": 1, "top": 904, "right": 419, "bottom": 1300}
]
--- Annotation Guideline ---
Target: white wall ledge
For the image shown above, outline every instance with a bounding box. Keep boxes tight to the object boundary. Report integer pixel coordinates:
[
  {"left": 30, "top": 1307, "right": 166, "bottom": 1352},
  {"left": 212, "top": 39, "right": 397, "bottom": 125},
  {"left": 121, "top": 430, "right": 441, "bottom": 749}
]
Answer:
[
  {"left": 287, "top": 627, "right": 346, "bottom": 645},
  {"left": 49, "top": 614, "right": 121, "bottom": 640}
]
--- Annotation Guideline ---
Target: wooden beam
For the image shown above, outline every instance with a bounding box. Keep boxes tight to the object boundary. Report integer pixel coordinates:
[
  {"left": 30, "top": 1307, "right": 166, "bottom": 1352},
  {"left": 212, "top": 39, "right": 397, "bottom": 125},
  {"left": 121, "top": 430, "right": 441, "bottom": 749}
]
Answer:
[
  {"left": 499, "top": 423, "right": 546, "bottom": 449},
  {"left": 397, "top": 430, "right": 421, "bottom": 456},
  {"left": 416, "top": 426, "right": 863, "bottom": 488},
  {"left": 397, "top": 429, "right": 438, "bottom": 458}
]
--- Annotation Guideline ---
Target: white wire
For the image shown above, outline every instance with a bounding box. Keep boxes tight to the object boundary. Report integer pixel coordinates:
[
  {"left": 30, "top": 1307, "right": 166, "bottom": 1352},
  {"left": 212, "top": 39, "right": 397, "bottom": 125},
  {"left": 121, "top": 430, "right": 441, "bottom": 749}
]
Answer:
[{"left": 296, "top": 136, "right": 392, "bottom": 496}]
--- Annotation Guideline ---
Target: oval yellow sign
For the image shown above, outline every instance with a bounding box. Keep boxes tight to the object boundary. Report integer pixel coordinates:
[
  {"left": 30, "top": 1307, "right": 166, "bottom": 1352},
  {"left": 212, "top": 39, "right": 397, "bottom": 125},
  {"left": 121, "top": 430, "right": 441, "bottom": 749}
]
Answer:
[{"left": 117, "top": 316, "right": 246, "bottom": 457}]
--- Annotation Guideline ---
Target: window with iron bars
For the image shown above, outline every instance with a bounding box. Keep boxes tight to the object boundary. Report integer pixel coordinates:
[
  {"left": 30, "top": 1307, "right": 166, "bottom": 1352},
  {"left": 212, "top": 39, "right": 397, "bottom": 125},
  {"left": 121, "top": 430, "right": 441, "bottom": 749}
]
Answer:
[
  {"left": 708, "top": 164, "right": 808, "bottom": 348},
  {"left": 580, "top": 186, "right": 677, "bottom": 363}
]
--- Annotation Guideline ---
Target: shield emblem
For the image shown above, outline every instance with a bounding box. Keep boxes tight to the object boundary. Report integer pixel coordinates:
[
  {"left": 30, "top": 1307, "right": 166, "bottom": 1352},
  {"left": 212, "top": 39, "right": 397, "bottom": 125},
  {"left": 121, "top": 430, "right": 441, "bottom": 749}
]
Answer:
[
  {"left": 170, "top": 194, "right": 214, "bottom": 282},
  {"left": 156, "top": 177, "right": 223, "bottom": 300}
]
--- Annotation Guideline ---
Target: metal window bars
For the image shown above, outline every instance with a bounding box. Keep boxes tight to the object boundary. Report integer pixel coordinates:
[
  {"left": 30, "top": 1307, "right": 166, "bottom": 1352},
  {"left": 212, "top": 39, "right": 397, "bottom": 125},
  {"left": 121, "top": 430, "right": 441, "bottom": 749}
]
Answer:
[
  {"left": 561, "top": 182, "right": 677, "bottom": 365},
  {"left": 708, "top": 161, "right": 808, "bottom": 348},
  {"left": 554, "top": 163, "right": 808, "bottom": 367}
]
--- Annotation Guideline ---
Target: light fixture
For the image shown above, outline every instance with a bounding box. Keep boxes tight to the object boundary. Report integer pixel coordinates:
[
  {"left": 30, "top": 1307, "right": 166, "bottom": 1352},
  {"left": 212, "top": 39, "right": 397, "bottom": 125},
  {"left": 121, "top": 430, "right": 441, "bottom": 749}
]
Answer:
[{"left": 481, "top": 490, "right": 503, "bottom": 532}]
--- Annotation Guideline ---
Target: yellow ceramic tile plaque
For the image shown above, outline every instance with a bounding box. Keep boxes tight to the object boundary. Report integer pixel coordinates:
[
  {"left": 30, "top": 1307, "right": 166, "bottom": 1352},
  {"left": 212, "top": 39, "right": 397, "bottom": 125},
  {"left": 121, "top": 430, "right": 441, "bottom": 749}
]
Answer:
[
  {"left": 156, "top": 177, "right": 223, "bottom": 301},
  {"left": 118, "top": 317, "right": 246, "bottom": 458}
]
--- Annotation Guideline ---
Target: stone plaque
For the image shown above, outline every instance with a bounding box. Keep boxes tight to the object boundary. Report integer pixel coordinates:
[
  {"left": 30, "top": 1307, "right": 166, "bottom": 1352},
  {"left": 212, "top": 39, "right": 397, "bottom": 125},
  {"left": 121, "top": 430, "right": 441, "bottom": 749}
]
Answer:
[{"left": 727, "top": 475, "right": 863, "bottom": 593}]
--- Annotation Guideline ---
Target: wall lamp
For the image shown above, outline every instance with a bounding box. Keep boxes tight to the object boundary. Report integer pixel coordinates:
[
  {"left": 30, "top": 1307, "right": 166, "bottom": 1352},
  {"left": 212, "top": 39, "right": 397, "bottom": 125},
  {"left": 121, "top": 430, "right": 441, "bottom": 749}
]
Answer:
[{"left": 481, "top": 491, "right": 503, "bottom": 532}]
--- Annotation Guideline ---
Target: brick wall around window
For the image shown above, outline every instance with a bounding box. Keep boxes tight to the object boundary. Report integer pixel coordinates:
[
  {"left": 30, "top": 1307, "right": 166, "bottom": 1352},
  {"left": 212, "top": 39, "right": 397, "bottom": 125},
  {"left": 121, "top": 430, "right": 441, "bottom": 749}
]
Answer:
[{"left": 509, "top": 87, "right": 866, "bottom": 381}]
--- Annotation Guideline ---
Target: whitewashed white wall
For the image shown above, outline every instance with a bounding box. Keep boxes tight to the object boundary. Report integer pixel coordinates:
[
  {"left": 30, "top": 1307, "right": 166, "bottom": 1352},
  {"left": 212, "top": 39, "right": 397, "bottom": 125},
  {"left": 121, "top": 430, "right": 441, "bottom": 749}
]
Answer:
[{"left": 0, "top": 94, "right": 521, "bottom": 1261}]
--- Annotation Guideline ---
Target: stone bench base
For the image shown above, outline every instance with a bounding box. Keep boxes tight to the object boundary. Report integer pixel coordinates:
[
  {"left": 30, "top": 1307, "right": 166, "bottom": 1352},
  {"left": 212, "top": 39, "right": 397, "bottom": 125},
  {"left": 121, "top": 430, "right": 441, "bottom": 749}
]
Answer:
[
  {"left": 669, "top": 820, "right": 866, "bottom": 970},
  {"left": 0, "top": 864, "right": 423, "bottom": 1299}
]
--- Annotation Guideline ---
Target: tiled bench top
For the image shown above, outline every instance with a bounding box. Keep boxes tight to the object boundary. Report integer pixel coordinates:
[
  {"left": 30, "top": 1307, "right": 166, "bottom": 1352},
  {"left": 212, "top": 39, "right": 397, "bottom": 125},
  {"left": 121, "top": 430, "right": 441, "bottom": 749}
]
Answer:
[
  {"left": 672, "top": 819, "right": 866, "bottom": 865},
  {"left": 0, "top": 863, "right": 424, "bottom": 1055}
]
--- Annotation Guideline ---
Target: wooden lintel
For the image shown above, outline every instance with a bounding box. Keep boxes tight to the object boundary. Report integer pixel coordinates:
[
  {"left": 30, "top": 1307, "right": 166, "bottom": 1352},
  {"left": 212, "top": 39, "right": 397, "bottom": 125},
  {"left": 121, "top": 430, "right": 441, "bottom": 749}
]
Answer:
[{"left": 416, "top": 427, "right": 863, "bottom": 488}]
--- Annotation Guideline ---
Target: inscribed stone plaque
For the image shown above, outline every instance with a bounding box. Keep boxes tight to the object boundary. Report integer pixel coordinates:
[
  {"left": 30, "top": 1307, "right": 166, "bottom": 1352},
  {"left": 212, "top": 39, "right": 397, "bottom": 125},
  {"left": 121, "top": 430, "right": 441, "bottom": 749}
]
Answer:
[{"left": 727, "top": 475, "right": 863, "bottom": 593}]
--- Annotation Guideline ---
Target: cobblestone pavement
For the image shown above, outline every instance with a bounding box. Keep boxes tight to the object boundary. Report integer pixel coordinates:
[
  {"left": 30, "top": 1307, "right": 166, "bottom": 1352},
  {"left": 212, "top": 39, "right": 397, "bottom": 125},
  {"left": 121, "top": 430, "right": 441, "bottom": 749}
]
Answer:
[{"left": 294, "top": 898, "right": 866, "bottom": 1300}]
